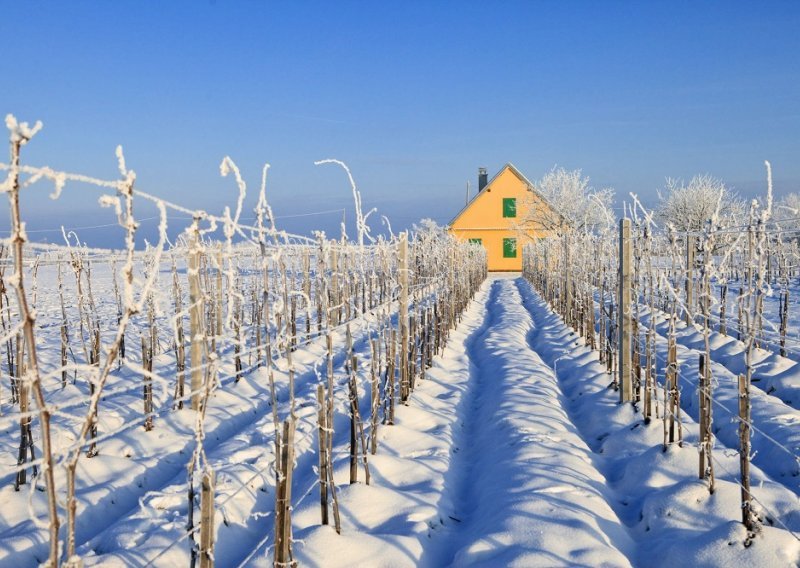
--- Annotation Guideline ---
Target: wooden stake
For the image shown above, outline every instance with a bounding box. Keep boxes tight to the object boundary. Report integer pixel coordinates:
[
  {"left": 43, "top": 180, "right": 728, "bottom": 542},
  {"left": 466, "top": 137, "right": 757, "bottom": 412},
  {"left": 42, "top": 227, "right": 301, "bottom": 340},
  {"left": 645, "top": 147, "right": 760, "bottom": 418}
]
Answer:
[
  {"left": 399, "top": 233, "right": 409, "bottom": 403},
  {"left": 780, "top": 289, "right": 789, "bottom": 357},
  {"left": 142, "top": 335, "right": 154, "bottom": 431},
  {"left": 274, "top": 419, "right": 296, "bottom": 567},
  {"left": 370, "top": 339, "right": 379, "bottom": 455},
  {"left": 618, "top": 219, "right": 633, "bottom": 403},
  {"left": 685, "top": 236, "right": 696, "bottom": 325},
  {"left": 347, "top": 327, "right": 358, "bottom": 484},
  {"left": 316, "top": 384, "right": 329, "bottom": 526},
  {"left": 738, "top": 374, "right": 754, "bottom": 531},
  {"left": 189, "top": 224, "right": 205, "bottom": 411},
  {"left": 199, "top": 470, "right": 215, "bottom": 568}
]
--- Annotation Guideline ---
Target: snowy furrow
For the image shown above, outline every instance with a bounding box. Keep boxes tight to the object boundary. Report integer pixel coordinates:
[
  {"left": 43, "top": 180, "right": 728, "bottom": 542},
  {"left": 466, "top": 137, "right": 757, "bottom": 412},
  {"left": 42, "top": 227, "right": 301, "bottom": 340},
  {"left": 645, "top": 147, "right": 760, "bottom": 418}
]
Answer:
[
  {"left": 275, "top": 280, "right": 495, "bottom": 567},
  {"left": 77, "top": 302, "right": 402, "bottom": 566},
  {"left": 634, "top": 310, "right": 800, "bottom": 497},
  {"left": 642, "top": 298, "right": 800, "bottom": 412},
  {"left": 709, "top": 281, "right": 800, "bottom": 364},
  {"left": 518, "top": 278, "right": 800, "bottom": 567},
  {"left": 287, "top": 276, "right": 635, "bottom": 567},
  {"left": 0, "top": 297, "right": 398, "bottom": 566},
  {"left": 592, "top": 289, "right": 800, "bottom": 497}
]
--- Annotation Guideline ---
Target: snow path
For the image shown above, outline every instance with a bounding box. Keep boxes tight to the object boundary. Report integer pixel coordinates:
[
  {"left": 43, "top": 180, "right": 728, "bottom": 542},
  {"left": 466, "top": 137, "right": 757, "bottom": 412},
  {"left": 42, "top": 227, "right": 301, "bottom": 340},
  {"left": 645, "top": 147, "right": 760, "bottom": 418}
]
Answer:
[{"left": 421, "top": 276, "right": 634, "bottom": 567}]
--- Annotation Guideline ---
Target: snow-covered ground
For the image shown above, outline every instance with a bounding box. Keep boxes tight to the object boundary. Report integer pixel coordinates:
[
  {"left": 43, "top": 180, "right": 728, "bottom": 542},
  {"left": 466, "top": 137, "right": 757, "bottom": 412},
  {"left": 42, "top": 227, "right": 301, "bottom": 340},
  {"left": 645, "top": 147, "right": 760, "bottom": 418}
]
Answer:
[
  {"left": 3, "top": 274, "right": 800, "bottom": 566},
  {"left": 290, "top": 275, "right": 800, "bottom": 566}
]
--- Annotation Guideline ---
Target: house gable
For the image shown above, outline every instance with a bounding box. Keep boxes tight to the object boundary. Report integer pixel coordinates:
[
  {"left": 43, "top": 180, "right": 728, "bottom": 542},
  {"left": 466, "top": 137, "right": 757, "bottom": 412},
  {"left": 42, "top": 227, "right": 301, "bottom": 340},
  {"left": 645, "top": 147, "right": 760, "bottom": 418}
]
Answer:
[
  {"left": 448, "top": 163, "right": 565, "bottom": 271},
  {"left": 450, "top": 166, "right": 523, "bottom": 229},
  {"left": 449, "top": 163, "right": 560, "bottom": 230}
]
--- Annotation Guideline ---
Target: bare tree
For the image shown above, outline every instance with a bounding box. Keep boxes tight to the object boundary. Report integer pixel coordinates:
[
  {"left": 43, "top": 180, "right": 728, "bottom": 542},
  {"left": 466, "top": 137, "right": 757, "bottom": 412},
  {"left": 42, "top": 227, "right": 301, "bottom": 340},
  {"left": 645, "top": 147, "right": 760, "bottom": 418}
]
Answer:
[
  {"left": 412, "top": 218, "right": 448, "bottom": 241},
  {"left": 519, "top": 166, "right": 614, "bottom": 235},
  {"left": 775, "top": 192, "right": 800, "bottom": 231},
  {"left": 657, "top": 175, "right": 744, "bottom": 232}
]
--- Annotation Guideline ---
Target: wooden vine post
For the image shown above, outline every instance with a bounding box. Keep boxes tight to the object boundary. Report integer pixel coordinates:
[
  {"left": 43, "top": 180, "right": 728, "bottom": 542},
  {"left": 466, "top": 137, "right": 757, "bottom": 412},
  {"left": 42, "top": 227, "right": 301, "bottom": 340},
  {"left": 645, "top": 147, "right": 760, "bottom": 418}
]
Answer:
[
  {"left": 685, "top": 235, "right": 696, "bottom": 326},
  {"left": 87, "top": 329, "right": 101, "bottom": 456},
  {"left": 719, "top": 283, "right": 728, "bottom": 337},
  {"left": 698, "top": 354, "right": 714, "bottom": 490},
  {"left": 663, "top": 330, "right": 682, "bottom": 448},
  {"left": 324, "top": 314, "right": 342, "bottom": 533},
  {"left": 199, "top": 470, "right": 215, "bottom": 567},
  {"left": 370, "top": 339, "right": 380, "bottom": 455},
  {"left": 330, "top": 247, "right": 339, "bottom": 327},
  {"left": 142, "top": 335, "right": 154, "bottom": 431},
  {"left": 14, "top": 345, "right": 36, "bottom": 490},
  {"left": 618, "top": 218, "right": 633, "bottom": 403},
  {"left": 173, "top": 261, "right": 186, "bottom": 409},
  {"left": 61, "top": 318, "right": 69, "bottom": 387},
  {"left": 347, "top": 326, "right": 358, "bottom": 483},
  {"left": 316, "top": 384, "right": 329, "bottom": 526},
  {"left": 738, "top": 374, "right": 754, "bottom": 531},
  {"left": 188, "top": 222, "right": 205, "bottom": 411},
  {"left": 399, "top": 232, "right": 410, "bottom": 403},
  {"left": 564, "top": 233, "right": 573, "bottom": 327},
  {"left": 346, "top": 325, "right": 370, "bottom": 485},
  {"left": 215, "top": 249, "right": 223, "bottom": 357},
  {"left": 274, "top": 419, "right": 296, "bottom": 567},
  {"left": 387, "top": 328, "right": 397, "bottom": 424},
  {"left": 780, "top": 288, "right": 789, "bottom": 357},
  {"left": 5, "top": 117, "right": 60, "bottom": 565}
]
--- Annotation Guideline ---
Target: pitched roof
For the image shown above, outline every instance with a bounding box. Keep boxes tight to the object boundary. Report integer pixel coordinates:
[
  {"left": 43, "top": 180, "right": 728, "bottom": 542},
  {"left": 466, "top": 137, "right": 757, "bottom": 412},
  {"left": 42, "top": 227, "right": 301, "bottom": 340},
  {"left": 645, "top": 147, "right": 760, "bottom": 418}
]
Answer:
[{"left": 448, "top": 162, "right": 566, "bottom": 227}]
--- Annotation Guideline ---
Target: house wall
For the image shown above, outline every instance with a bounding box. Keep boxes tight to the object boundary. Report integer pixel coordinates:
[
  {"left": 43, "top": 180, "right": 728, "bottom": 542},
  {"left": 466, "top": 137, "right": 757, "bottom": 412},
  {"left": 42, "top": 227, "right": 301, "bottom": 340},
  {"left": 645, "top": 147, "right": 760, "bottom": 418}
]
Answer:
[
  {"left": 452, "top": 229, "right": 523, "bottom": 271},
  {"left": 449, "top": 166, "right": 555, "bottom": 271},
  {"left": 450, "top": 168, "right": 529, "bottom": 230}
]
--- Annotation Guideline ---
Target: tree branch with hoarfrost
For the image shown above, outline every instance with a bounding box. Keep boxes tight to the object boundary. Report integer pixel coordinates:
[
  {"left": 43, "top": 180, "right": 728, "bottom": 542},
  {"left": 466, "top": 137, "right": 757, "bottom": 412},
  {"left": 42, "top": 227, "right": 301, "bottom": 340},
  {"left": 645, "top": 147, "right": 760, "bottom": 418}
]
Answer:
[
  {"left": 775, "top": 192, "right": 800, "bottom": 233},
  {"left": 314, "top": 159, "right": 374, "bottom": 246},
  {"left": 656, "top": 174, "right": 745, "bottom": 233},
  {"left": 520, "top": 166, "right": 614, "bottom": 235},
  {"left": 3, "top": 114, "right": 60, "bottom": 567}
]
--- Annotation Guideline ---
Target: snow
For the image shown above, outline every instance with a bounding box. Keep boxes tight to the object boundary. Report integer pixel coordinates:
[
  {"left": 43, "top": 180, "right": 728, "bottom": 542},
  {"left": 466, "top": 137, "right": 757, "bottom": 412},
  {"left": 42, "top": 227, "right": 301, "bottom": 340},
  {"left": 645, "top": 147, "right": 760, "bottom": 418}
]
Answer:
[
  {"left": 2, "top": 272, "right": 800, "bottom": 566},
  {"left": 520, "top": 278, "right": 800, "bottom": 566},
  {"left": 612, "top": 301, "right": 800, "bottom": 493}
]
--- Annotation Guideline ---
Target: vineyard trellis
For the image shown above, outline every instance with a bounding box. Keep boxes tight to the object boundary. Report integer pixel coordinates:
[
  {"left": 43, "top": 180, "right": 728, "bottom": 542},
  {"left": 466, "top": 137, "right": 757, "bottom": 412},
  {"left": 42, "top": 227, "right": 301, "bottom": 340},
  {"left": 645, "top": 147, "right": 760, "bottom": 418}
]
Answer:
[
  {"left": 0, "top": 115, "right": 487, "bottom": 567},
  {"left": 523, "top": 164, "right": 800, "bottom": 538},
  {"left": 5, "top": 113, "right": 800, "bottom": 565}
]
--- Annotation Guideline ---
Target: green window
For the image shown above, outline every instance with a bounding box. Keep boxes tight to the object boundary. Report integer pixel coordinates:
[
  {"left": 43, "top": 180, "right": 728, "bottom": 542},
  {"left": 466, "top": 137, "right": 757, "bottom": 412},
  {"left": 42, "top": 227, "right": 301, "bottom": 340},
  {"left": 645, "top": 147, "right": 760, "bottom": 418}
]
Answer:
[
  {"left": 503, "top": 238, "right": 517, "bottom": 258},
  {"left": 503, "top": 197, "right": 517, "bottom": 218},
  {"left": 468, "top": 238, "right": 483, "bottom": 246}
]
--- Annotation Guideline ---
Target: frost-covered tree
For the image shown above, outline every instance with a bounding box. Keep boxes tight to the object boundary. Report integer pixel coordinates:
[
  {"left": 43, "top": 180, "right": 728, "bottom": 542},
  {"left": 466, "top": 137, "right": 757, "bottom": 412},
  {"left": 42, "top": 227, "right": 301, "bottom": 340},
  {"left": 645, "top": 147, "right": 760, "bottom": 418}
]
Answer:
[
  {"left": 521, "top": 166, "right": 615, "bottom": 235},
  {"left": 775, "top": 192, "right": 800, "bottom": 230},
  {"left": 412, "top": 218, "right": 448, "bottom": 240},
  {"left": 656, "top": 175, "right": 744, "bottom": 232}
]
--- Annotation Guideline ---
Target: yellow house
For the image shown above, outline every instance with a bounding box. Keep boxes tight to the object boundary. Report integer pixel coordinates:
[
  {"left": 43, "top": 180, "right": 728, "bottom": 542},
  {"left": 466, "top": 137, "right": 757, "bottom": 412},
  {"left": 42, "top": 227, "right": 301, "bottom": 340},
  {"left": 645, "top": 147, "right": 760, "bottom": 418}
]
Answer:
[{"left": 448, "top": 163, "right": 562, "bottom": 272}]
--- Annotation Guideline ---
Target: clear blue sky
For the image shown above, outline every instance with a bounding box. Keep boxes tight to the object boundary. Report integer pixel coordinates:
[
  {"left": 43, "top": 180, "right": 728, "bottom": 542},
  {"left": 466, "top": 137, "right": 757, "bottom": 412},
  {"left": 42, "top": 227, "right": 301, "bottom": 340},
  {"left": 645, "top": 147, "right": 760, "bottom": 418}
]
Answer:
[{"left": 1, "top": 1, "right": 798, "bottom": 246}]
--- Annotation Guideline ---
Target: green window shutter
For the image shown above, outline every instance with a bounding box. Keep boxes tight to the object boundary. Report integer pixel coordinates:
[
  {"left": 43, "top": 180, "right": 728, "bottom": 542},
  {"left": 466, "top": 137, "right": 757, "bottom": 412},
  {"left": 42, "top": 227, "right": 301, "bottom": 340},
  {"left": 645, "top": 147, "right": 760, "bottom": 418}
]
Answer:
[
  {"left": 503, "top": 238, "right": 517, "bottom": 258},
  {"left": 468, "top": 238, "right": 483, "bottom": 245},
  {"left": 503, "top": 197, "right": 517, "bottom": 218}
]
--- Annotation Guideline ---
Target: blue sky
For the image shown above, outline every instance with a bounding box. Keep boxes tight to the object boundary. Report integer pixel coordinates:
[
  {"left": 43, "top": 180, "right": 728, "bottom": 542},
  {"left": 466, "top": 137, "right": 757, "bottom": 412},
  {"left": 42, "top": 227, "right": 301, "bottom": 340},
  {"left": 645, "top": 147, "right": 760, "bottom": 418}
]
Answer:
[{"left": 1, "top": 1, "right": 798, "bottom": 246}]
